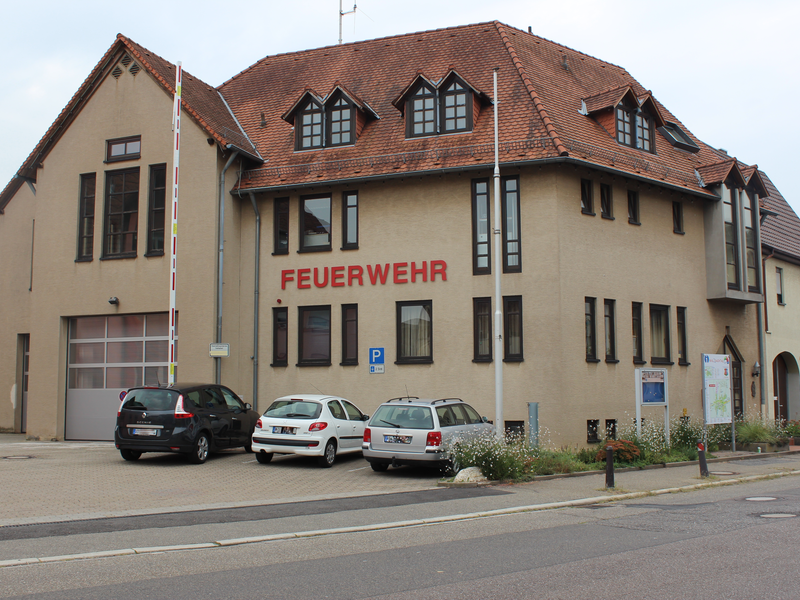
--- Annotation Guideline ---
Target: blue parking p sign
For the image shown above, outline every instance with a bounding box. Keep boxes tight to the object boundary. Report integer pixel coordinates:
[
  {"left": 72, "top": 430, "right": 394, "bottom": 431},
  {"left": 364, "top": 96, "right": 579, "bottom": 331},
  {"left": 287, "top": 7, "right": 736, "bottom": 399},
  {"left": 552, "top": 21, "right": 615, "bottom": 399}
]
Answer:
[{"left": 369, "top": 348, "right": 385, "bottom": 374}]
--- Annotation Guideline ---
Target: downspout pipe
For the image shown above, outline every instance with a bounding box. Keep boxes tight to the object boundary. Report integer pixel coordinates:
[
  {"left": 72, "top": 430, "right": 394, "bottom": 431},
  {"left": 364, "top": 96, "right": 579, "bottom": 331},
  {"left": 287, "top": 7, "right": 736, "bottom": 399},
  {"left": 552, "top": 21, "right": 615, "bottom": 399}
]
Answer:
[
  {"left": 248, "top": 192, "right": 261, "bottom": 409},
  {"left": 216, "top": 150, "right": 240, "bottom": 384},
  {"left": 759, "top": 250, "right": 775, "bottom": 417}
]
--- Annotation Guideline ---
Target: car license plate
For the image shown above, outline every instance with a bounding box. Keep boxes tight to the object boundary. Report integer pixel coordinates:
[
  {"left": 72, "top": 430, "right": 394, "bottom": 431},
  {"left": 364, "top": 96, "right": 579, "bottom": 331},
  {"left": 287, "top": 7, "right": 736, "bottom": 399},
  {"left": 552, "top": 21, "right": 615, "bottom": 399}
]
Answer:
[
  {"left": 384, "top": 435, "right": 412, "bottom": 444},
  {"left": 273, "top": 426, "right": 296, "bottom": 435},
  {"left": 133, "top": 428, "right": 158, "bottom": 436}
]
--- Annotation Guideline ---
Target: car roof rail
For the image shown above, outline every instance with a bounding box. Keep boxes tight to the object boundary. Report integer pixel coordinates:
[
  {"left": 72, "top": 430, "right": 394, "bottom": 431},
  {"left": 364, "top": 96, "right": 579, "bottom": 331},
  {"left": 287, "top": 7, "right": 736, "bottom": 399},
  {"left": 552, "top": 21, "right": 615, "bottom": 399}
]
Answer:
[
  {"left": 387, "top": 396, "right": 420, "bottom": 403},
  {"left": 431, "top": 398, "right": 463, "bottom": 404}
]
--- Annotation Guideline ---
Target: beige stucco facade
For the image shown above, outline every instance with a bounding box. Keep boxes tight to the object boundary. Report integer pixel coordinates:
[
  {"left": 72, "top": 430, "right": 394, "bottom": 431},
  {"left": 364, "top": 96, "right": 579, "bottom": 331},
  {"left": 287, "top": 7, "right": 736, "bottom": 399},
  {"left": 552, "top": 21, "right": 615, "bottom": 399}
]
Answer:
[{"left": 763, "top": 257, "right": 800, "bottom": 421}]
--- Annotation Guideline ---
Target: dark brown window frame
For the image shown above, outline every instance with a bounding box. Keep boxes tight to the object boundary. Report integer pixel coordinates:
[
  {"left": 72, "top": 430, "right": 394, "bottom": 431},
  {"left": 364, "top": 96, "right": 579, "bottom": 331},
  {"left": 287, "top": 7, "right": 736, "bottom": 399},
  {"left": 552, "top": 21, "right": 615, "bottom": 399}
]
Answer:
[
  {"left": 439, "top": 76, "right": 473, "bottom": 134},
  {"left": 724, "top": 185, "right": 740, "bottom": 290},
  {"left": 585, "top": 297, "right": 599, "bottom": 362},
  {"left": 473, "top": 297, "right": 492, "bottom": 362},
  {"left": 396, "top": 300, "right": 433, "bottom": 364},
  {"left": 272, "top": 306, "right": 288, "bottom": 367},
  {"left": 600, "top": 183, "right": 613, "bottom": 219},
  {"left": 295, "top": 99, "right": 324, "bottom": 151},
  {"left": 102, "top": 167, "right": 139, "bottom": 259},
  {"left": 604, "top": 299, "right": 617, "bottom": 362},
  {"left": 106, "top": 135, "right": 141, "bottom": 163},
  {"left": 146, "top": 164, "right": 167, "bottom": 256},
  {"left": 341, "top": 191, "right": 358, "bottom": 250},
  {"left": 743, "top": 190, "right": 760, "bottom": 293},
  {"left": 776, "top": 267, "right": 785, "bottom": 305},
  {"left": 299, "top": 195, "right": 332, "bottom": 253},
  {"left": 326, "top": 94, "right": 356, "bottom": 148},
  {"left": 273, "top": 197, "right": 289, "bottom": 255},
  {"left": 501, "top": 176, "right": 521, "bottom": 273},
  {"left": 632, "top": 301, "right": 645, "bottom": 364},
  {"left": 341, "top": 304, "right": 358, "bottom": 365},
  {"left": 677, "top": 306, "right": 689, "bottom": 366},
  {"left": 627, "top": 190, "right": 640, "bottom": 225},
  {"left": 673, "top": 200, "right": 684, "bottom": 234},
  {"left": 649, "top": 303, "right": 673, "bottom": 365},
  {"left": 297, "top": 305, "right": 331, "bottom": 366},
  {"left": 472, "top": 178, "right": 491, "bottom": 275},
  {"left": 503, "top": 295, "right": 523, "bottom": 362},
  {"left": 77, "top": 173, "right": 96, "bottom": 262},
  {"left": 406, "top": 82, "right": 437, "bottom": 138},
  {"left": 580, "top": 179, "right": 594, "bottom": 215}
]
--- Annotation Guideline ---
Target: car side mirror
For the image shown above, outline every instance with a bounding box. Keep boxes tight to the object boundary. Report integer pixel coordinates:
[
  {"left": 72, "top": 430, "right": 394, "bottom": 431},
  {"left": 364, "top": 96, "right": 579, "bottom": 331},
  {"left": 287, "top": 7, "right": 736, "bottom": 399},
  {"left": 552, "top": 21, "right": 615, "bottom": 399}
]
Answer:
[
  {"left": 481, "top": 416, "right": 489, "bottom": 423},
  {"left": 362, "top": 414, "right": 370, "bottom": 421},
  {"left": 245, "top": 403, "right": 252, "bottom": 410}
]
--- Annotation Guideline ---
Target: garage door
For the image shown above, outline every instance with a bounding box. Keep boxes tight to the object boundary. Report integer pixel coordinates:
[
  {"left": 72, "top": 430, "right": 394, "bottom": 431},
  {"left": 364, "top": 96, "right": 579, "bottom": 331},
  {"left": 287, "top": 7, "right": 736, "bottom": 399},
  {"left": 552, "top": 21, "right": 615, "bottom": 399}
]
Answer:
[{"left": 65, "top": 313, "right": 177, "bottom": 440}]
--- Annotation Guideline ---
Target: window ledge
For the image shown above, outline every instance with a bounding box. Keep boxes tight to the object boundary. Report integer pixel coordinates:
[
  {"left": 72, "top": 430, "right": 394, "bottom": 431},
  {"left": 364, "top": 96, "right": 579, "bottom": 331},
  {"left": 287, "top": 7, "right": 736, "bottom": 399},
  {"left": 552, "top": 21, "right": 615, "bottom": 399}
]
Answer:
[
  {"left": 75, "top": 257, "right": 93, "bottom": 263},
  {"left": 296, "top": 362, "right": 332, "bottom": 367},
  {"left": 297, "top": 247, "right": 332, "bottom": 254},
  {"left": 270, "top": 363, "right": 288, "bottom": 368},
  {"left": 100, "top": 253, "right": 137, "bottom": 261},
  {"left": 777, "top": 302, "right": 786, "bottom": 307},
  {"left": 601, "top": 215, "right": 615, "bottom": 221},
  {"left": 339, "top": 362, "right": 358, "bottom": 366},
  {"left": 503, "top": 358, "right": 524, "bottom": 363},
  {"left": 395, "top": 360, "right": 433, "bottom": 365},
  {"left": 673, "top": 230, "right": 685, "bottom": 235},
  {"left": 104, "top": 155, "right": 140, "bottom": 164},
  {"left": 472, "top": 358, "right": 493, "bottom": 363},
  {"left": 586, "top": 358, "right": 601, "bottom": 363},
  {"left": 340, "top": 246, "right": 359, "bottom": 251},
  {"left": 144, "top": 251, "right": 165, "bottom": 258},
  {"left": 605, "top": 359, "right": 620, "bottom": 364},
  {"left": 650, "top": 359, "right": 674, "bottom": 366},
  {"left": 272, "top": 251, "right": 289, "bottom": 256},
  {"left": 633, "top": 359, "right": 647, "bottom": 365},
  {"left": 628, "top": 220, "right": 641, "bottom": 226},
  {"left": 678, "top": 360, "right": 691, "bottom": 366},
  {"left": 581, "top": 210, "right": 596, "bottom": 216}
]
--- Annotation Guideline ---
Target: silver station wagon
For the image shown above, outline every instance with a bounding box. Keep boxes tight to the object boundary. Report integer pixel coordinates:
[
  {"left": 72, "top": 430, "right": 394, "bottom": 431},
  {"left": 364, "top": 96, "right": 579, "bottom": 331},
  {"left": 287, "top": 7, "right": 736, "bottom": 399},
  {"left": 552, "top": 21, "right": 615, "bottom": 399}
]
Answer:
[{"left": 362, "top": 397, "right": 493, "bottom": 474}]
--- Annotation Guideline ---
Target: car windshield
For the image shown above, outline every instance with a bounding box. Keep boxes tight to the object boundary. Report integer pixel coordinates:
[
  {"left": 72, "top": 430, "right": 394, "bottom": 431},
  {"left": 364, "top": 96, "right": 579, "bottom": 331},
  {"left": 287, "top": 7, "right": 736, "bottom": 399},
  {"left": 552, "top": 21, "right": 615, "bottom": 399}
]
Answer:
[
  {"left": 264, "top": 400, "right": 322, "bottom": 419},
  {"left": 371, "top": 405, "right": 434, "bottom": 430},
  {"left": 122, "top": 389, "right": 177, "bottom": 411}
]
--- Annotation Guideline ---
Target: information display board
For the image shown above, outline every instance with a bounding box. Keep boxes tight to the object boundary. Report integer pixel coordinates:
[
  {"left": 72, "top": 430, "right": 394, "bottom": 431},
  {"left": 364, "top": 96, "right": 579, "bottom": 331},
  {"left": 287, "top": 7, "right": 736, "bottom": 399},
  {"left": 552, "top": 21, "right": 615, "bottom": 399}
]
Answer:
[{"left": 702, "top": 354, "right": 732, "bottom": 425}]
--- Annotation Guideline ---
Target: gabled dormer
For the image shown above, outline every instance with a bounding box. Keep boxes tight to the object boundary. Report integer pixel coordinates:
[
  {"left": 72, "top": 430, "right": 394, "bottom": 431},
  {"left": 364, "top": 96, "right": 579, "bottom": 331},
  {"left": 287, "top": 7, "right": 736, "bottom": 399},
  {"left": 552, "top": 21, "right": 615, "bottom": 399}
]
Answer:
[
  {"left": 699, "top": 158, "right": 769, "bottom": 303},
  {"left": 282, "top": 84, "right": 378, "bottom": 151},
  {"left": 580, "top": 85, "right": 665, "bottom": 153},
  {"left": 393, "top": 70, "right": 489, "bottom": 138}
]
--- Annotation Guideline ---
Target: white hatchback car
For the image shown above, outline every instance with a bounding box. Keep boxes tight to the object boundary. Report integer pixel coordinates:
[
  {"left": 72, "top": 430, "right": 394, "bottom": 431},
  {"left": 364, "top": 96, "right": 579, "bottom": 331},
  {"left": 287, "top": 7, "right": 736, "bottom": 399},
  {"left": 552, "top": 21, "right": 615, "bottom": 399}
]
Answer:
[{"left": 251, "top": 394, "right": 369, "bottom": 467}]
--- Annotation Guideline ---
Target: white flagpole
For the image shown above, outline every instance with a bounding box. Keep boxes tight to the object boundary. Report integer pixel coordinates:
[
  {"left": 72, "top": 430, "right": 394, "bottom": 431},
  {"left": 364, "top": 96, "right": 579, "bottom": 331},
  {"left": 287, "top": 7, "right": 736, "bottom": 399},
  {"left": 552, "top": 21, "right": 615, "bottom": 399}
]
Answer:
[
  {"left": 493, "top": 68, "right": 504, "bottom": 439},
  {"left": 169, "top": 62, "right": 182, "bottom": 385}
]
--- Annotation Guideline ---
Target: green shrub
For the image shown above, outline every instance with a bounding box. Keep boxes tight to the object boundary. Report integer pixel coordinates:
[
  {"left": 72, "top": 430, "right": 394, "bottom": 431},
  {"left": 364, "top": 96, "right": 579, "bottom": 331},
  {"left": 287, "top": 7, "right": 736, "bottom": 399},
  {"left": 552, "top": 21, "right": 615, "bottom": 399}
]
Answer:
[
  {"left": 784, "top": 420, "right": 800, "bottom": 438},
  {"left": 575, "top": 446, "right": 598, "bottom": 464},
  {"left": 449, "top": 433, "right": 529, "bottom": 480},
  {"left": 735, "top": 418, "right": 786, "bottom": 444},
  {"left": 531, "top": 450, "right": 585, "bottom": 475}
]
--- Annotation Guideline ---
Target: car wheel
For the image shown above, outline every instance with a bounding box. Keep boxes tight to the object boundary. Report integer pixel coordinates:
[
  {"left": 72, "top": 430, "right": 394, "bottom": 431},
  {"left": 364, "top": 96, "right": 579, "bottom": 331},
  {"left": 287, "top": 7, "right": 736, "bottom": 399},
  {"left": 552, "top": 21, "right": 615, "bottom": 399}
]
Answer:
[
  {"left": 120, "top": 449, "right": 141, "bottom": 461},
  {"left": 318, "top": 439, "right": 336, "bottom": 468},
  {"left": 256, "top": 451, "right": 273, "bottom": 464},
  {"left": 370, "top": 462, "right": 389, "bottom": 472},
  {"left": 442, "top": 457, "right": 461, "bottom": 477},
  {"left": 243, "top": 443, "right": 253, "bottom": 453},
  {"left": 188, "top": 433, "right": 210, "bottom": 464}
]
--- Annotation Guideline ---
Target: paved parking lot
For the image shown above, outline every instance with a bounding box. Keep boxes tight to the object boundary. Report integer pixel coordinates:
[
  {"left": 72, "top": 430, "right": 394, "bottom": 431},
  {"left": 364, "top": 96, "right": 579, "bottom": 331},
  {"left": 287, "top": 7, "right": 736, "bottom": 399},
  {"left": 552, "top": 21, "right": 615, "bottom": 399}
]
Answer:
[{"left": 0, "top": 435, "right": 440, "bottom": 526}]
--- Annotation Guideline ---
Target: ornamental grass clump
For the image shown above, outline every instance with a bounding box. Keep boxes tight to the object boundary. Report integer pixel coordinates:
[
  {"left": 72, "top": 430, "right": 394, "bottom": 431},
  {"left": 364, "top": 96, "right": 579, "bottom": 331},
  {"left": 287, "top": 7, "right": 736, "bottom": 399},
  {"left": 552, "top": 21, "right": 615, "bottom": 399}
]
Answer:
[{"left": 735, "top": 416, "right": 788, "bottom": 445}]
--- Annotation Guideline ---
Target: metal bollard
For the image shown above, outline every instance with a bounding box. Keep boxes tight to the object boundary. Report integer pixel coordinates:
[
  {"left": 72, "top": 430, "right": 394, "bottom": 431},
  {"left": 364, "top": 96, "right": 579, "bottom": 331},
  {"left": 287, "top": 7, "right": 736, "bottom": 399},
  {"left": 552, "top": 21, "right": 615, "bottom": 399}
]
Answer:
[
  {"left": 697, "top": 440, "right": 709, "bottom": 478},
  {"left": 605, "top": 446, "right": 615, "bottom": 488}
]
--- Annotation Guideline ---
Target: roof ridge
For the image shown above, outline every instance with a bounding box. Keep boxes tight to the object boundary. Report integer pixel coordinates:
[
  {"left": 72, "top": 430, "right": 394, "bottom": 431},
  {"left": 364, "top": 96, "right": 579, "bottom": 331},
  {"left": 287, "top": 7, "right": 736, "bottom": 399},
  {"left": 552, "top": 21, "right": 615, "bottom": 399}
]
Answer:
[
  {"left": 219, "top": 21, "right": 499, "bottom": 90},
  {"left": 494, "top": 21, "right": 568, "bottom": 157}
]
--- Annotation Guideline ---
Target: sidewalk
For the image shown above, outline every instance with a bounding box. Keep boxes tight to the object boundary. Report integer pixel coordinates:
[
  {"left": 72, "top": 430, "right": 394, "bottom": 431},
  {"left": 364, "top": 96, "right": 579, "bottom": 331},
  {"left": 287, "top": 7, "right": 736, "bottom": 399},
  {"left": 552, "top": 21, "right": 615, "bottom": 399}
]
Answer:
[
  {"left": 2, "top": 433, "right": 799, "bottom": 566},
  {"left": 2, "top": 433, "right": 798, "bottom": 526}
]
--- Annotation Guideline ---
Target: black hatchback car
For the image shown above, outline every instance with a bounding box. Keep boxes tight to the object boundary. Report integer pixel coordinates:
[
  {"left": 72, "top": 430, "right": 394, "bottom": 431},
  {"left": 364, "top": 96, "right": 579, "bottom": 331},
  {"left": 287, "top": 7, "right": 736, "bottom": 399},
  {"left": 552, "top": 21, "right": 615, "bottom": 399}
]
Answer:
[{"left": 114, "top": 382, "right": 260, "bottom": 464}]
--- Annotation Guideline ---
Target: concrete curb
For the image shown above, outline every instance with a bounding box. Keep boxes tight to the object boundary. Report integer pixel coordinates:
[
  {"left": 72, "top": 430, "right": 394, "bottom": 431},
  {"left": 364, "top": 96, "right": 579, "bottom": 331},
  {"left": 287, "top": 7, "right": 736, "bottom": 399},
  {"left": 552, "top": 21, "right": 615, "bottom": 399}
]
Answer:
[{"left": 3, "top": 468, "right": 798, "bottom": 568}]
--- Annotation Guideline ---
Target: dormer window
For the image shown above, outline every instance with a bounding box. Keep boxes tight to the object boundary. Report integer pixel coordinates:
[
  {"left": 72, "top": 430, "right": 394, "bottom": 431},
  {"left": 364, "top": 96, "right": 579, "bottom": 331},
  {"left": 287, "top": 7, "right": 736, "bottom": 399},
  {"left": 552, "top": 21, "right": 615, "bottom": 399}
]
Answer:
[
  {"left": 298, "top": 99, "right": 323, "bottom": 150},
  {"left": 408, "top": 83, "right": 437, "bottom": 137},
  {"left": 582, "top": 86, "right": 663, "bottom": 154},
  {"left": 636, "top": 113, "right": 653, "bottom": 152},
  {"left": 327, "top": 96, "right": 354, "bottom": 147},
  {"left": 616, "top": 102, "right": 654, "bottom": 153},
  {"left": 616, "top": 104, "right": 633, "bottom": 147},
  {"left": 441, "top": 80, "right": 470, "bottom": 133},
  {"left": 397, "top": 72, "right": 484, "bottom": 139},
  {"left": 286, "top": 86, "right": 374, "bottom": 152}
]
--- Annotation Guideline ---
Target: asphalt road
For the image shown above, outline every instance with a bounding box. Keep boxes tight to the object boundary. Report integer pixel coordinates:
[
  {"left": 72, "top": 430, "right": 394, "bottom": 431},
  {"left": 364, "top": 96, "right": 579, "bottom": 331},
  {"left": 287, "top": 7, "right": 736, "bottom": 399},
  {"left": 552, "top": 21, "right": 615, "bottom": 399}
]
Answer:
[{"left": 2, "top": 476, "right": 798, "bottom": 599}]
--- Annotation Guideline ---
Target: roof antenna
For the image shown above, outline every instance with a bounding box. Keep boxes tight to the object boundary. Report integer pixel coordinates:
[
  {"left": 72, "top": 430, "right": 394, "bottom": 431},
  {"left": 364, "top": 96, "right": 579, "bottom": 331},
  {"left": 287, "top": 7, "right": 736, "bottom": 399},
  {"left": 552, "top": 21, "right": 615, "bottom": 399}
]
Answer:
[{"left": 339, "top": 0, "right": 357, "bottom": 44}]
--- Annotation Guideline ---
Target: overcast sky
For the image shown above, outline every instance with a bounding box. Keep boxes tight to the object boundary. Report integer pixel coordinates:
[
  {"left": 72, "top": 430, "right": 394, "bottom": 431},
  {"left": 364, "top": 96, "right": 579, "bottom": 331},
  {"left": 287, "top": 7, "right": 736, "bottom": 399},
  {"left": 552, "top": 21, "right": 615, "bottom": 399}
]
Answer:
[{"left": 2, "top": 0, "right": 798, "bottom": 215}]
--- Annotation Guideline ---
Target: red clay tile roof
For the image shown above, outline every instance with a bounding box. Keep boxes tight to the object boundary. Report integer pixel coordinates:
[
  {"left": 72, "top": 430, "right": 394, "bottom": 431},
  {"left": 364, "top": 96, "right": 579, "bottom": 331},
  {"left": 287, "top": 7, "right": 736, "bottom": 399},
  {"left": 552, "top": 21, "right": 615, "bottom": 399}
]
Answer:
[
  {"left": 760, "top": 171, "right": 800, "bottom": 261},
  {"left": 582, "top": 85, "right": 635, "bottom": 114},
  {"left": 695, "top": 158, "right": 747, "bottom": 188},
  {"left": 221, "top": 21, "right": 734, "bottom": 196}
]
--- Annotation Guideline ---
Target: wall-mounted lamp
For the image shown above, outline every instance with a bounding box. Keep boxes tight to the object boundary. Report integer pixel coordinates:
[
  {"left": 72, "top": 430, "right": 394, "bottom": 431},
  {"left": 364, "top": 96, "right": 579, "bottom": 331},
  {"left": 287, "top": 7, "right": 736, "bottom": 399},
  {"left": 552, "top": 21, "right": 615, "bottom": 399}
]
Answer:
[
  {"left": 108, "top": 297, "right": 119, "bottom": 305},
  {"left": 752, "top": 362, "right": 761, "bottom": 377}
]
